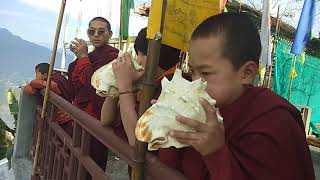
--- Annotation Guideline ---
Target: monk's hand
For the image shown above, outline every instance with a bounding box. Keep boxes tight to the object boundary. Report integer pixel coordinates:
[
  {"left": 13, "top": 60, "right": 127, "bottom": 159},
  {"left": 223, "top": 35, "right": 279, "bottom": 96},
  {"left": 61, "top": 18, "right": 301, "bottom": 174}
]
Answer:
[
  {"left": 169, "top": 98, "right": 225, "bottom": 156},
  {"left": 112, "top": 53, "right": 144, "bottom": 91},
  {"left": 70, "top": 38, "right": 88, "bottom": 59}
]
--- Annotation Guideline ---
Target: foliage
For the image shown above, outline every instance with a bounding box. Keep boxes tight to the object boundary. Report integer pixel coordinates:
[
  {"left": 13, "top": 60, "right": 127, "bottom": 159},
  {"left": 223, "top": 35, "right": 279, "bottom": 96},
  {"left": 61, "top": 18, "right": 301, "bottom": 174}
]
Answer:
[{"left": 0, "top": 117, "right": 14, "bottom": 160}]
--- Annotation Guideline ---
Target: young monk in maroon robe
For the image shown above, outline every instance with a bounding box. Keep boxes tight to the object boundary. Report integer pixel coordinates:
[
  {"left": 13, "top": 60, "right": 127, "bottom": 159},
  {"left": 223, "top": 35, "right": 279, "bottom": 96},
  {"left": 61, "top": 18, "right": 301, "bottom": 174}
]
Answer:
[
  {"left": 159, "top": 13, "right": 315, "bottom": 180},
  {"left": 105, "top": 13, "right": 315, "bottom": 180},
  {"left": 68, "top": 17, "right": 119, "bottom": 172},
  {"left": 24, "top": 63, "right": 73, "bottom": 136},
  {"left": 100, "top": 27, "right": 181, "bottom": 146}
]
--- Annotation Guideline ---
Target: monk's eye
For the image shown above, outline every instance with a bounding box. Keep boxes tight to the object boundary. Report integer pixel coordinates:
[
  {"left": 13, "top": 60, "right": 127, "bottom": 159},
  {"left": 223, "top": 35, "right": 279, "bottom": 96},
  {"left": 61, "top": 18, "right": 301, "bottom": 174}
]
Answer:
[{"left": 201, "top": 72, "right": 210, "bottom": 77}]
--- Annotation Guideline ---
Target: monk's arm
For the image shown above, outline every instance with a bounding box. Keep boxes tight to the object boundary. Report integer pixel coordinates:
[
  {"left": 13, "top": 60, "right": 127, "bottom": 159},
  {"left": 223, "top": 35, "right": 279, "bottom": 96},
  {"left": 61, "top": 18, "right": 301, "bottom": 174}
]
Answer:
[
  {"left": 23, "top": 84, "right": 37, "bottom": 95},
  {"left": 27, "top": 80, "right": 61, "bottom": 95},
  {"left": 71, "top": 57, "right": 95, "bottom": 85},
  {"left": 203, "top": 109, "right": 306, "bottom": 180},
  {"left": 101, "top": 97, "right": 118, "bottom": 126},
  {"left": 118, "top": 93, "right": 138, "bottom": 146}
]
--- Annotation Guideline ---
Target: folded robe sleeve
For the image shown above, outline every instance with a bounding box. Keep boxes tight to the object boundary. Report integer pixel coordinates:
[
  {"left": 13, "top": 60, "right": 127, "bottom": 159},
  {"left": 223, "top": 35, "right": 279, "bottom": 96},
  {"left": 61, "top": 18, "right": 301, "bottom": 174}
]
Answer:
[
  {"left": 23, "top": 84, "right": 38, "bottom": 96},
  {"left": 25, "top": 79, "right": 61, "bottom": 95},
  {"left": 71, "top": 57, "right": 94, "bottom": 85},
  {"left": 203, "top": 108, "right": 313, "bottom": 180}
]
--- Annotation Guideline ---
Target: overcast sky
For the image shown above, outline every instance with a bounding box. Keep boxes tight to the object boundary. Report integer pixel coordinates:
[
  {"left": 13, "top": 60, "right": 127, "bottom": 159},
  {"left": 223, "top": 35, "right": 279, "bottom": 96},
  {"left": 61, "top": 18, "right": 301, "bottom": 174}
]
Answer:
[{"left": 0, "top": 0, "right": 318, "bottom": 48}]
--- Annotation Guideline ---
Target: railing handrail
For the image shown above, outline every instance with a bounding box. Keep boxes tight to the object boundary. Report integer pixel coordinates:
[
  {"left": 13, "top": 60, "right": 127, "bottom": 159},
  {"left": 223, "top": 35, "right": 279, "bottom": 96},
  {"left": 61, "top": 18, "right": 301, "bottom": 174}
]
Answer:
[{"left": 45, "top": 90, "right": 188, "bottom": 180}]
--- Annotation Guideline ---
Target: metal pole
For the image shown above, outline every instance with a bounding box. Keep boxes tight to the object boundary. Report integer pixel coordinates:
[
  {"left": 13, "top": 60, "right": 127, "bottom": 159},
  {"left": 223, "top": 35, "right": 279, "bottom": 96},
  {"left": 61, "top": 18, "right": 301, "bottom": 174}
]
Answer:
[
  {"left": 266, "top": 5, "right": 281, "bottom": 88},
  {"left": 31, "top": 0, "right": 66, "bottom": 178},
  {"left": 275, "top": 5, "right": 281, "bottom": 37},
  {"left": 132, "top": 1, "right": 167, "bottom": 180}
]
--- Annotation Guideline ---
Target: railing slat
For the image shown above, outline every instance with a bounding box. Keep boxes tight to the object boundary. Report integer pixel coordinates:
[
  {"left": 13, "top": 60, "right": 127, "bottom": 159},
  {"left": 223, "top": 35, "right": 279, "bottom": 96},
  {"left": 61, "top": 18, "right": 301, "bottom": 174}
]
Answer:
[
  {"left": 77, "top": 129, "right": 91, "bottom": 180},
  {"left": 49, "top": 122, "right": 111, "bottom": 180}
]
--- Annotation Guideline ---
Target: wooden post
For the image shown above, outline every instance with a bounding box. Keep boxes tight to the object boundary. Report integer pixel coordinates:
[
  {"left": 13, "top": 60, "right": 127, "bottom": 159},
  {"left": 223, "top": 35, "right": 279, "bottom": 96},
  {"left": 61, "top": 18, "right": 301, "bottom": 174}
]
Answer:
[
  {"left": 31, "top": 0, "right": 67, "bottom": 178},
  {"left": 132, "top": 1, "right": 167, "bottom": 180}
]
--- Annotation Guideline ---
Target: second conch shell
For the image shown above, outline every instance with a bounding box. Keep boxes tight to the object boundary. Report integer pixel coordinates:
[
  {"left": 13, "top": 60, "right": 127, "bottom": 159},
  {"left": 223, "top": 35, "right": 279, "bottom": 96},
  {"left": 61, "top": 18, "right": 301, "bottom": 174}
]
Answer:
[
  {"left": 91, "top": 51, "right": 143, "bottom": 97},
  {"left": 135, "top": 69, "right": 223, "bottom": 151}
]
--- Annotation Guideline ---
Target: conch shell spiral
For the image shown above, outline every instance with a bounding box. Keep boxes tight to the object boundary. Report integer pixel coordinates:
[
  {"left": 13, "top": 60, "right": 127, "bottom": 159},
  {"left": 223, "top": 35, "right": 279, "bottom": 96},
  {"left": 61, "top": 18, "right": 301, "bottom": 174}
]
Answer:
[
  {"left": 135, "top": 69, "right": 223, "bottom": 151},
  {"left": 91, "top": 51, "right": 143, "bottom": 97}
]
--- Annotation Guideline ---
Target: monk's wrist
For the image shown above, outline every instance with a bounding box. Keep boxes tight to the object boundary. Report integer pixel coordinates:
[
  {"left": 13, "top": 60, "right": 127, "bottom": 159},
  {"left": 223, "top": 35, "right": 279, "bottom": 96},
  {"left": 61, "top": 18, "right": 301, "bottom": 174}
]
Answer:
[
  {"left": 78, "top": 53, "right": 88, "bottom": 59},
  {"left": 118, "top": 84, "right": 133, "bottom": 92}
]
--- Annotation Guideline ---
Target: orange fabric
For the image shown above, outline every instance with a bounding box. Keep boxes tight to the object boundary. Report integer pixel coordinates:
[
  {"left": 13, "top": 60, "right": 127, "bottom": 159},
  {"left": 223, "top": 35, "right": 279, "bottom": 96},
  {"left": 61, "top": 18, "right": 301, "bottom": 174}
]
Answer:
[
  {"left": 24, "top": 79, "right": 61, "bottom": 95},
  {"left": 136, "top": 66, "right": 177, "bottom": 102},
  {"left": 23, "top": 84, "right": 38, "bottom": 96},
  {"left": 156, "top": 66, "right": 176, "bottom": 81}
]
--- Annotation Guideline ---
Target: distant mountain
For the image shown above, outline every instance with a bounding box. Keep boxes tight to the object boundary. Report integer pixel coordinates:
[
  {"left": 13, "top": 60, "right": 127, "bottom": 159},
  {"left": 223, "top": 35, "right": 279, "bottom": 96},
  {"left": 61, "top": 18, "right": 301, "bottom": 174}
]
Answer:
[{"left": 0, "top": 28, "right": 72, "bottom": 74}]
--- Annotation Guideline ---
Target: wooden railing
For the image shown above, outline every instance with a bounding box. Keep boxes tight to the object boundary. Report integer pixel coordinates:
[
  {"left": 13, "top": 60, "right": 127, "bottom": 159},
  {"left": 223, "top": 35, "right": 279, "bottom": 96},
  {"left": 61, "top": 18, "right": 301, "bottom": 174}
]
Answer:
[{"left": 31, "top": 91, "right": 187, "bottom": 180}]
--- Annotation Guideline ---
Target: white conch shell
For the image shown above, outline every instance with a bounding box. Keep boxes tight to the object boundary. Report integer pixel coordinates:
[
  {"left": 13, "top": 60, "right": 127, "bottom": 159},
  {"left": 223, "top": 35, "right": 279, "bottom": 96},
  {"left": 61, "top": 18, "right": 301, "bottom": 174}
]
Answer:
[
  {"left": 135, "top": 69, "right": 223, "bottom": 151},
  {"left": 91, "top": 51, "right": 143, "bottom": 97}
]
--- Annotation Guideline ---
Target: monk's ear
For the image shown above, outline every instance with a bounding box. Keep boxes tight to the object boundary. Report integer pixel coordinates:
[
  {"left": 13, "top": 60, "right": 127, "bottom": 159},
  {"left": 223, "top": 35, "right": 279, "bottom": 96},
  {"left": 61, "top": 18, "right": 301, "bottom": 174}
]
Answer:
[
  {"left": 108, "top": 31, "right": 113, "bottom": 39},
  {"left": 239, "top": 61, "right": 257, "bottom": 85},
  {"left": 43, "top": 73, "right": 48, "bottom": 79}
]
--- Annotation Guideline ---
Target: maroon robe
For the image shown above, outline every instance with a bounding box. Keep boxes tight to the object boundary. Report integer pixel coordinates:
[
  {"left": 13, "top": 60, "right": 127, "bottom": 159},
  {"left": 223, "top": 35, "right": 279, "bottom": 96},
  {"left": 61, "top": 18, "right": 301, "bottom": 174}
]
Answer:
[
  {"left": 158, "top": 87, "right": 315, "bottom": 180},
  {"left": 68, "top": 45, "right": 119, "bottom": 118},
  {"left": 52, "top": 71, "right": 73, "bottom": 103},
  {"left": 67, "top": 45, "right": 119, "bottom": 171}
]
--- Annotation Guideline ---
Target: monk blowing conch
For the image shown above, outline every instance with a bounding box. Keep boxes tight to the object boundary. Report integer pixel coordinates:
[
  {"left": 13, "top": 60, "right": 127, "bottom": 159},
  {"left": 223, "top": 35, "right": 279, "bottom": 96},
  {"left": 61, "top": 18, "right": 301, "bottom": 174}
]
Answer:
[
  {"left": 67, "top": 17, "right": 119, "bottom": 172},
  {"left": 103, "top": 13, "right": 315, "bottom": 180}
]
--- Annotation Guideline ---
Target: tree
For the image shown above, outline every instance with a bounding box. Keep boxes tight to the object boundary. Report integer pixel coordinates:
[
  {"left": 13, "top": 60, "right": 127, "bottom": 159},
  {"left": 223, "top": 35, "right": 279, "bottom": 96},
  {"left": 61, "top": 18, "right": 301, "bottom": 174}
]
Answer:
[{"left": 0, "top": 117, "right": 14, "bottom": 160}]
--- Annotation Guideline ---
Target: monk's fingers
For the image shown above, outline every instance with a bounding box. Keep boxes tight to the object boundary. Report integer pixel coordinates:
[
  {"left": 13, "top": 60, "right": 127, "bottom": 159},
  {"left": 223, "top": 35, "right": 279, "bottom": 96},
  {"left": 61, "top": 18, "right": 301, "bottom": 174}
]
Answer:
[
  {"left": 176, "top": 115, "right": 207, "bottom": 132},
  {"left": 112, "top": 61, "right": 120, "bottom": 70},
  {"left": 71, "top": 40, "right": 80, "bottom": 47},
  {"left": 169, "top": 130, "right": 203, "bottom": 141},
  {"left": 74, "top": 38, "right": 83, "bottom": 43},
  {"left": 79, "top": 39, "right": 87, "bottom": 45},
  {"left": 70, "top": 46, "right": 76, "bottom": 52},
  {"left": 150, "top": 99, "right": 157, "bottom": 105},
  {"left": 199, "top": 98, "right": 218, "bottom": 126},
  {"left": 123, "top": 53, "right": 134, "bottom": 66},
  {"left": 174, "top": 138, "right": 198, "bottom": 147},
  {"left": 123, "top": 52, "right": 131, "bottom": 61}
]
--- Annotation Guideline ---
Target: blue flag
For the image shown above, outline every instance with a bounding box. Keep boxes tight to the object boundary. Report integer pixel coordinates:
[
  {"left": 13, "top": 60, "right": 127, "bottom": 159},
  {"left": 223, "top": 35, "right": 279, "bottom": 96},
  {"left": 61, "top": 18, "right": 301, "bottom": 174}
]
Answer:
[{"left": 291, "top": 0, "right": 316, "bottom": 55}]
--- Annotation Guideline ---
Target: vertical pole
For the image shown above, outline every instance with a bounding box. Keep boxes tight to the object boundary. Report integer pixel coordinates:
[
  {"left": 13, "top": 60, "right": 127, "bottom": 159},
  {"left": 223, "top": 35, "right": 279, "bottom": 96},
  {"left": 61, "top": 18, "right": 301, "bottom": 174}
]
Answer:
[
  {"left": 119, "top": 0, "right": 124, "bottom": 50},
  {"left": 288, "top": 56, "right": 297, "bottom": 101},
  {"left": 275, "top": 5, "right": 281, "bottom": 37},
  {"left": 31, "top": 0, "right": 66, "bottom": 178},
  {"left": 132, "top": 1, "right": 167, "bottom": 180},
  {"left": 266, "top": 5, "right": 281, "bottom": 88}
]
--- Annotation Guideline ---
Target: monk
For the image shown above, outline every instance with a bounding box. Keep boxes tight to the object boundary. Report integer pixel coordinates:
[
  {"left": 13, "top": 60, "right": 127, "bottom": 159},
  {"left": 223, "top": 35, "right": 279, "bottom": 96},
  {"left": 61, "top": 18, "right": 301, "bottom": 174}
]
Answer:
[
  {"left": 160, "top": 12, "right": 315, "bottom": 180},
  {"left": 24, "top": 63, "right": 73, "bottom": 136},
  {"left": 68, "top": 17, "right": 119, "bottom": 172},
  {"left": 100, "top": 27, "right": 182, "bottom": 145},
  {"left": 105, "top": 13, "right": 315, "bottom": 180}
]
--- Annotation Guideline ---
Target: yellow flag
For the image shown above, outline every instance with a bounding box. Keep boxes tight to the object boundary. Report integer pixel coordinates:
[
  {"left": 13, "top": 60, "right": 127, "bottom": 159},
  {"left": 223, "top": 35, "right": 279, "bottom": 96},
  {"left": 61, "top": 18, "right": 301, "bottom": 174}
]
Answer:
[
  {"left": 289, "top": 67, "right": 298, "bottom": 78},
  {"left": 301, "top": 52, "right": 305, "bottom": 64},
  {"left": 125, "top": 36, "right": 132, "bottom": 51},
  {"left": 147, "top": 0, "right": 221, "bottom": 51},
  {"left": 258, "top": 64, "right": 263, "bottom": 77}
]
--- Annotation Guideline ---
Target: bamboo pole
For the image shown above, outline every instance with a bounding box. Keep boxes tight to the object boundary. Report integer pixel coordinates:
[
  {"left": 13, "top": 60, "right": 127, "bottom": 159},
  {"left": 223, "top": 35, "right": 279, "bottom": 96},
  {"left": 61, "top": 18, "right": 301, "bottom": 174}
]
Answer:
[
  {"left": 132, "top": 1, "right": 167, "bottom": 180},
  {"left": 288, "top": 56, "right": 297, "bottom": 101},
  {"left": 31, "top": 0, "right": 66, "bottom": 178},
  {"left": 119, "top": 0, "right": 124, "bottom": 50}
]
